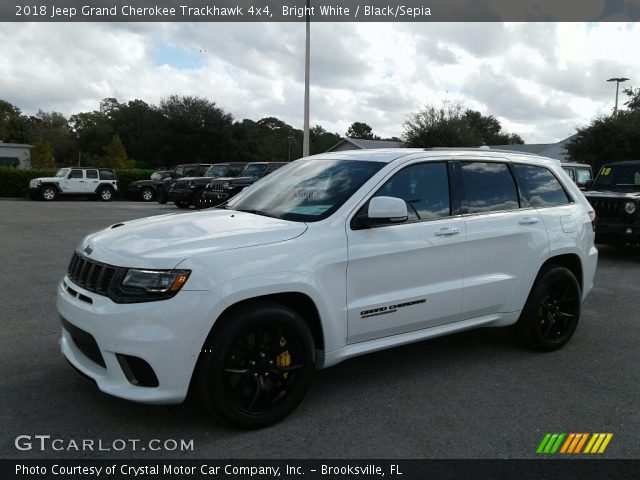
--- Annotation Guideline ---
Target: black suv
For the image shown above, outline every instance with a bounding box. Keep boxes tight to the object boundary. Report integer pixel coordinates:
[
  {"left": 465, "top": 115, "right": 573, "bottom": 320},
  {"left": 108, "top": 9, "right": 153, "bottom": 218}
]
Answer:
[
  {"left": 584, "top": 160, "right": 640, "bottom": 245},
  {"left": 155, "top": 163, "right": 213, "bottom": 204},
  {"left": 169, "top": 163, "right": 247, "bottom": 209},
  {"left": 126, "top": 170, "right": 177, "bottom": 202},
  {"left": 202, "top": 162, "right": 286, "bottom": 206}
]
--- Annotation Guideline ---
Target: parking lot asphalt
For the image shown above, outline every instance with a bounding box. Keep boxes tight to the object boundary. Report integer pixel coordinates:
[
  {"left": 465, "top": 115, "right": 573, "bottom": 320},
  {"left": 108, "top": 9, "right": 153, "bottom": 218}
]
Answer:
[{"left": 1, "top": 199, "right": 639, "bottom": 459}]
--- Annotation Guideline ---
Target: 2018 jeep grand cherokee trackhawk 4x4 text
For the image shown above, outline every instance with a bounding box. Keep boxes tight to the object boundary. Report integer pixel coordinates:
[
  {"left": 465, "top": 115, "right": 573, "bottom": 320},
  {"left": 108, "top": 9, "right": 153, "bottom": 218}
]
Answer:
[{"left": 57, "top": 149, "right": 598, "bottom": 428}]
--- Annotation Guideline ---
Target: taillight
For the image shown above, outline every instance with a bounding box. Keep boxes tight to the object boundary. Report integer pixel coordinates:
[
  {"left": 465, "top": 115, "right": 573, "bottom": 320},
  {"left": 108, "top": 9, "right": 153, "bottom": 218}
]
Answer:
[{"left": 588, "top": 210, "right": 596, "bottom": 231}]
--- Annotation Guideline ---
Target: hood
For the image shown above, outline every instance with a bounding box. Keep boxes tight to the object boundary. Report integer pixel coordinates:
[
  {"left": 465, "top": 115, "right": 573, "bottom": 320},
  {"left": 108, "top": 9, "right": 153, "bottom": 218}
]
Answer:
[
  {"left": 79, "top": 209, "right": 307, "bottom": 269},
  {"left": 584, "top": 190, "right": 640, "bottom": 199},
  {"left": 212, "top": 176, "right": 256, "bottom": 182},
  {"left": 175, "top": 177, "right": 197, "bottom": 182},
  {"left": 129, "top": 180, "right": 152, "bottom": 186},
  {"left": 30, "top": 177, "right": 59, "bottom": 186}
]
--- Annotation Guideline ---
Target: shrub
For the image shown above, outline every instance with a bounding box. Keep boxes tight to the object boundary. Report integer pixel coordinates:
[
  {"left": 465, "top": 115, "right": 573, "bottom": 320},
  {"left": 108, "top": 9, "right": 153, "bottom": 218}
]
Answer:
[{"left": 0, "top": 167, "right": 58, "bottom": 197}]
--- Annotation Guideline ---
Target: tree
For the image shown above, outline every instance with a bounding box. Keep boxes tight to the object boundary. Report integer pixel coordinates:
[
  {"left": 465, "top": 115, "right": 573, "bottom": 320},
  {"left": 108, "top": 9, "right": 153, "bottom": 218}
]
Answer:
[
  {"left": 566, "top": 88, "right": 640, "bottom": 170},
  {"left": 31, "top": 139, "right": 56, "bottom": 168},
  {"left": 159, "top": 95, "right": 234, "bottom": 165},
  {"left": 463, "top": 110, "right": 524, "bottom": 145},
  {"left": 0, "top": 100, "right": 32, "bottom": 143},
  {"left": 30, "top": 110, "right": 76, "bottom": 163},
  {"left": 101, "top": 135, "right": 134, "bottom": 169},
  {"left": 111, "top": 99, "right": 166, "bottom": 168},
  {"left": 311, "top": 125, "right": 341, "bottom": 154},
  {"left": 403, "top": 101, "right": 524, "bottom": 147},
  {"left": 624, "top": 87, "right": 640, "bottom": 111},
  {"left": 346, "top": 122, "right": 374, "bottom": 140}
]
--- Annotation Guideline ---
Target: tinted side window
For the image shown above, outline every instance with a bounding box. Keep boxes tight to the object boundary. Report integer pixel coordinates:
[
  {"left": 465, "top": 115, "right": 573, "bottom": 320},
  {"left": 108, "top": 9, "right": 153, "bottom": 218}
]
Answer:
[
  {"left": 513, "top": 164, "right": 571, "bottom": 207},
  {"left": 562, "top": 167, "right": 575, "bottom": 180},
  {"left": 375, "top": 162, "right": 450, "bottom": 222},
  {"left": 99, "top": 170, "right": 115, "bottom": 180},
  {"left": 267, "top": 164, "right": 284, "bottom": 173},
  {"left": 460, "top": 162, "right": 519, "bottom": 214},
  {"left": 229, "top": 165, "right": 245, "bottom": 175},
  {"left": 86, "top": 170, "right": 98, "bottom": 179},
  {"left": 69, "top": 169, "right": 83, "bottom": 179},
  {"left": 576, "top": 168, "right": 592, "bottom": 186}
]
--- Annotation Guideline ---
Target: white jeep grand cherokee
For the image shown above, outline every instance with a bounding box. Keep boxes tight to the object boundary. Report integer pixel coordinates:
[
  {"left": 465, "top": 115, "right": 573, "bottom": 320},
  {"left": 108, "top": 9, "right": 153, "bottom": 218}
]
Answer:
[{"left": 58, "top": 149, "right": 598, "bottom": 428}]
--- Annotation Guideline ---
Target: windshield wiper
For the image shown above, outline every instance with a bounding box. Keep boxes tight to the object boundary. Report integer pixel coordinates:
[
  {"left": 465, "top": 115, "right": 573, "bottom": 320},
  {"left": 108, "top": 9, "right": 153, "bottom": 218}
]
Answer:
[{"left": 234, "top": 208, "right": 278, "bottom": 218}]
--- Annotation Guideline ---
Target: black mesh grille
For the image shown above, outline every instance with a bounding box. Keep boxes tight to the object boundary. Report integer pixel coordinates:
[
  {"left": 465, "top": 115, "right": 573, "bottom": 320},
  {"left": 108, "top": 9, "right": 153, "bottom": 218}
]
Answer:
[
  {"left": 67, "top": 252, "right": 117, "bottom": 296},
  {"left": 209, "top": 181, "right": 224, "bottom": 192},
  {"left": 60, "top": 317, "right": 106, "bottom": 368},
  {"left": 587, "top": 197, "right": 637, "bottom": 222}
]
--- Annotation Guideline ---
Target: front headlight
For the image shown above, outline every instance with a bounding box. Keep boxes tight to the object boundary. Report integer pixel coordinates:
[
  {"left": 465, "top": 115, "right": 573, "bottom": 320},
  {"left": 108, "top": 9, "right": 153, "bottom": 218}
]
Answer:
[
  {"left": 189, "top": 181, "right": 196, "bottom": 189},
  {"left": 624, "top": 201, "right": 637, "bottom": 215},
  {"left": 223, "top": 181, "right": 231, "bottom": 189},
  {"left": 114, "top": 269, "right": 190, "bottom": 302}
]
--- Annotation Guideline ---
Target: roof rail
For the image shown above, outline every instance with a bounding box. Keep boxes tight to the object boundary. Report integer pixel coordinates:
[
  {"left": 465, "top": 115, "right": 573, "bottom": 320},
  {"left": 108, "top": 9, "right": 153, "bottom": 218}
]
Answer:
[{"left": 422, "top": 147, "right": 542, "bottom": 157}]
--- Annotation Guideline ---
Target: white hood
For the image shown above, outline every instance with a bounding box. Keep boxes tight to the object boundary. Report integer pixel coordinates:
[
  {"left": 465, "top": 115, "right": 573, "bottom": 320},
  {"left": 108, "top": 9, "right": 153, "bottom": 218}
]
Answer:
[
  {"left": 30, "top": 177, "right": 59, "bottom": 187},
  {"left": 79, "top": 210, "right": 307, "bottom": 268}
]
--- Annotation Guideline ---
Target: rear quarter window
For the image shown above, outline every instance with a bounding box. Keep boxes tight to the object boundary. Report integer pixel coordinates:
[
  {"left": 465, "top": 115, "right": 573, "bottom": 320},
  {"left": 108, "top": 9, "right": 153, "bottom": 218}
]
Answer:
[
  {"left": 99, "top": 170, "right": 116, "bottom": 180},
  {"left": 513, "top": 164, "right": 571, "bottom": 207}
]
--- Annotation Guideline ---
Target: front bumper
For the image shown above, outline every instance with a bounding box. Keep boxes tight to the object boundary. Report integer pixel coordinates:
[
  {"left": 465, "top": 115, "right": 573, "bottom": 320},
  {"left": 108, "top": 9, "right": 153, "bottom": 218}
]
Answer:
[
  {"left": 594, "top": 222, "right": 640, "bottom": 245},
  {"left": 168, "top": 189, "right": 195, "bottom": 204},
  {"left": 57, "top": 277, "right": 220, "bottom": 404},
  {"left": 201, "top": 191, "right": 230, "bottom": 205}
]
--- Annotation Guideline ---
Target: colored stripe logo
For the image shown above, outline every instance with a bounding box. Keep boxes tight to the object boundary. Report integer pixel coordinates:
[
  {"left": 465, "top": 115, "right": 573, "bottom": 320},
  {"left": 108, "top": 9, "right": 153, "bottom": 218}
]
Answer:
[{"left": 537, "top": 433, "right": 613, "bottom": 454}]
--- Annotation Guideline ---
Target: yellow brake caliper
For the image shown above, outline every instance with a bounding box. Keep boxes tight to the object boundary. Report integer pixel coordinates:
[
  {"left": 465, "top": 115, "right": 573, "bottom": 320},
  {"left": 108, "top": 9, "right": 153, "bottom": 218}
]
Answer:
[{"left": 276, "top": 336, "right": 291, "bottom": 379}]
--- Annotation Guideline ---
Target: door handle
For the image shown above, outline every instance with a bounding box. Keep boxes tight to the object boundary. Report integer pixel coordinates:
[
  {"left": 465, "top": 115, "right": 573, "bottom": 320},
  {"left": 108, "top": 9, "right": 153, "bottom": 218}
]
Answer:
[
  {"left": 435, "top": 227, "right": 461, "bottom": 236},
  {"left": 519, "top": 217, "right": 539, "bottom": 225}
]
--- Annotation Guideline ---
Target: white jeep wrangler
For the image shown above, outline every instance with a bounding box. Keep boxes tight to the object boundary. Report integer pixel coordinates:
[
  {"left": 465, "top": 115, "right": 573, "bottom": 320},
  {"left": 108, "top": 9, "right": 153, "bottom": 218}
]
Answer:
[
  {"left": 29, "top": 167, "right": 118, "bottom": 201},
  {"left": 57, "top": 149, "right": 598, "bottom": 428}
]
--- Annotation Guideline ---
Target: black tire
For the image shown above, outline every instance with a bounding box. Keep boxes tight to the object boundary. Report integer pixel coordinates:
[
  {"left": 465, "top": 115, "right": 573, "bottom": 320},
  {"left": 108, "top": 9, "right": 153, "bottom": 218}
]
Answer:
[
  {"left": 140, "top": 187, "right": 155, "bottom": 202},
  {"left": 175, "top": 200, "right": 191, "bottom": 209},
  {"left": 156, "top": 187, "right": 167, "bottom": 204},
  {"left": 513, "top": 265, "right": 581, "bottom": 351},
  {"left": 194, "top": 190, "right": 210, "bottom": 210},
  {"left": 40, "top": 186, "right": 57, "bottom": 201},
  {"left": 97, "top": 187, "right": 114, "bottom": 202},
  {"left": 196, "top": 301, "right": 315, "bottom": 429}
]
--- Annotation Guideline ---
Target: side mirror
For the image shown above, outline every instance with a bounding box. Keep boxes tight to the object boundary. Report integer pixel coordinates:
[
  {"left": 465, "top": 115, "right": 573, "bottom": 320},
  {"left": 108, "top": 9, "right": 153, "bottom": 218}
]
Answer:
[
  {"left": 368, "top": 196, "right": 408, "bottom": 220},
  {"left": 583, "top": 179, "right": 593, "bottom": 190},
  {"left": 353, "top": 196, "right": 409, "bottom": 229}
]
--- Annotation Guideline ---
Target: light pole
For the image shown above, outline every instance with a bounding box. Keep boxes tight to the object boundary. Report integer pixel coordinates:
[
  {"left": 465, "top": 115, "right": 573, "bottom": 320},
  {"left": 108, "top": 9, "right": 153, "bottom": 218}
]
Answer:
[
  {"left": 302, "top": 0, "right": 311, "bottom": 157},
  {"left": 607, "top": 77, "right": 629, "bottom": 116},
  {"left": 72, "top": 127, "right": 81, "bottom": 166}
]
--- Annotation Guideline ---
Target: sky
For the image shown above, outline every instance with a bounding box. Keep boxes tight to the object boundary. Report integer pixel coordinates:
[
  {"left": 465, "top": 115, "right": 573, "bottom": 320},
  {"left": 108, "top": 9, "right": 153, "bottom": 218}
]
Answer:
[{"left": 0, "top": 21, "right": 639, "bottom": 144}]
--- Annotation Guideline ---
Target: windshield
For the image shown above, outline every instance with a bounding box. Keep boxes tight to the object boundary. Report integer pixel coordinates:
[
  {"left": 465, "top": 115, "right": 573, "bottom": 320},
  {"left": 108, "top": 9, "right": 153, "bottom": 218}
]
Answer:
[
  {"left": 205, "top": 165, "right": 228, "bottom": 178},
  {"left": 226, "top": 159, "right": 385, "bottom": 222},
  {"left": 593, "top": 164, "right": 640, "bottom": 189},
  {"left": 55, "top": 168, "right": 70, "bottom": 178},
  {"left": 240, "top": 164, "right": 268, "bottom": 177}
]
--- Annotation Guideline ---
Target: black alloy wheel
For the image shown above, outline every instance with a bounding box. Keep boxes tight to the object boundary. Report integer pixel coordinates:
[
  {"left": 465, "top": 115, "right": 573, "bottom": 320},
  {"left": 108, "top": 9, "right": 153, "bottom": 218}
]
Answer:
[
  {"left": 196, "top": 302, "right": 314, "bottom": 428},
  {"left": 514, "top": 265, "right": 581, "bottom": 351}
]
